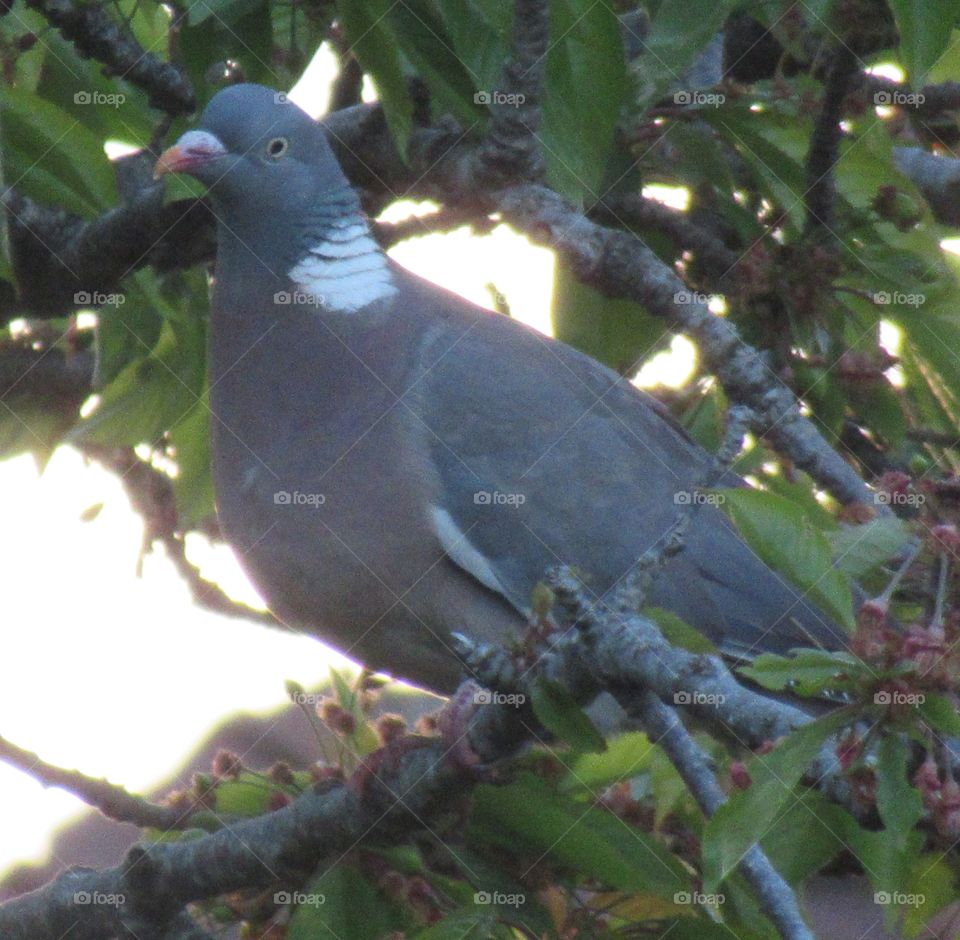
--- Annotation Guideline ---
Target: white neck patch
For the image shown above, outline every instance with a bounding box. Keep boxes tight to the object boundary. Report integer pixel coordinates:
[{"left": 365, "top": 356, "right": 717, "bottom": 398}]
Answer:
[{"left": 287, "top": 218, "right": 397, "bottom": 313}]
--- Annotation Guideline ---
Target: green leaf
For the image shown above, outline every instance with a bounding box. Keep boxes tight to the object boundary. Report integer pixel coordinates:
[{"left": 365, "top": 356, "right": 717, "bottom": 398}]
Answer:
[
  {"left": 702, "top": 708, "right": 854, "bottom": 890},
  {"left": 530, "top": 678, "right": 606, "bottom": 753},
  {"left": 387, "top": 0, "right": 485, "bottom": 127},
  {"left": 287, "top": 866, "right": 406, "bottom": 940},
  {"left": 828, "top": 516, "right": 911, "bottom": 578},
  {"left": 187, "top": 0, "right": 264, "bottom": 25},
  {"left": 551, "top": 263, "right": 667, "bottom": 371},
  {"left": 840, "top": 812, "right": 925, "bottom": 925},
  {"left": 703, "top": 100, "right": 810, "bottom": 234},
  {"left": 337, "top": 0, "right": 413, "bottom": 152},
  {"left": 0, "top": 85, "right": 117, "bottom": 213},
  {"left": 901, "top": 853, "right": 958, "bottom": 938},
  {"left": 918, "top": 692, "right": 960, "bottom": 736},
  {"left": 441, "top": 0, "right": 512, "bottom": 101},
  {"left": 213, "top": 773, "right": 272, "bottom": 816},
  {"left": 561, "top": 731, "right": 654, "bottom": 792},
  {"left": 632, "top": 0, "right": 739, "bottom": 113},
  {"left": 542, "top": 0, "right": 627, "bottom": 203},
  {"left": 168, "top": 393, "right": 215, "bottom": 528},
  {"left": 888, "top": 0, "right": 960, "bottom": 83},
  {"left": 739, "top": 649, "right": 872, "bottom": 697},
  {"left": 329, "top": 666, "right": 380, "bottom": 757},
  {"left": 410, "top": 912, "right": 501, "bottom": 939},
  {"left": 0, "top": 400, "right": 77, "bottom": 467},
  {"left": 876, "top": 735, "right": 923, "bottom": 853},
  {"left": 470, "top": 773, "right": 688, "bottom": 897},
  {"left": 179, "top": 0, "right": 275, "bottom": 104},
  {"left": 73, "top": 309, "right": 205, "bottom": 449},
  {"left": 717, "top": 488, "right": 855, "bottom": 633},
  {"left": 759, "top": 791, "right": 846, "bottom": 884},
  {"left": 645, "top": 607, "right": 720, "bottom": 655}
]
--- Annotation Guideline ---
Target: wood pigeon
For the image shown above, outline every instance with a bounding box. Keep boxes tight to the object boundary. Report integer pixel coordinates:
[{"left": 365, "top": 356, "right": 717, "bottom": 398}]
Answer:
[{"left": 154, "top": 84, "right": 847, "bottom": 693}]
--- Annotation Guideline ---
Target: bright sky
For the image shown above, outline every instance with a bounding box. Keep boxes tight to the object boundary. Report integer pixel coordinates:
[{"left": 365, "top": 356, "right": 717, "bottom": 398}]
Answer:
[{"left": 0, "top": 46, "right": 698, "bottom": 883}]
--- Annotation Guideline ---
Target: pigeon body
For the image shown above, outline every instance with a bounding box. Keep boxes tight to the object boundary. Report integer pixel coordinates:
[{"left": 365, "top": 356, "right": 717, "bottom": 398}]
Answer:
[{"left": 157, "top": 84, "right": 846, "bottom": 692}]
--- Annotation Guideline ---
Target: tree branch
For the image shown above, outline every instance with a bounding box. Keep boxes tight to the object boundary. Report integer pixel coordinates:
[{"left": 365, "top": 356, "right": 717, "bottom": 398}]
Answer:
[
  {"left": 0, "top": 734, "right": 184, "bottom": 831},
  {"left": 23, "top": 0, "right": 194, "bottom": 115}
]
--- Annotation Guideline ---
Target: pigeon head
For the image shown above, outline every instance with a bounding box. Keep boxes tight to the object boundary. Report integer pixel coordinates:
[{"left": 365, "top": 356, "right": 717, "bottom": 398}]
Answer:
[
  {"left": 156, "top": 84, "right": 395, "bottom": 311},
  {"left": 155, "top": 83, "right": 352, "bottom": 229}
]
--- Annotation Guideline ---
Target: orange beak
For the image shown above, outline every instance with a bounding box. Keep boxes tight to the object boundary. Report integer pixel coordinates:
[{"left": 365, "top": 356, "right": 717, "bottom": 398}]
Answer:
[{"left": 154, "top": 130, "right": 227, "bottom": 179}]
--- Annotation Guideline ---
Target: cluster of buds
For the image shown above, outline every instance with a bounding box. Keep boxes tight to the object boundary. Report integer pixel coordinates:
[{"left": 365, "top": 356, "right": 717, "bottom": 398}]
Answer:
[
  {"left": 914, "top": 754, "right": 960, "bottom": 838},
  {"left": 363, "top": 853, "right": 445, "bottom": 925}
]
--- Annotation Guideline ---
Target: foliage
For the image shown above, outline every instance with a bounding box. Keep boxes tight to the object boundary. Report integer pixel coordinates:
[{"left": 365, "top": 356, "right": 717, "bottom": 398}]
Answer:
[{"left": 4, "top": 0, "right": 960, "bottom": 935}]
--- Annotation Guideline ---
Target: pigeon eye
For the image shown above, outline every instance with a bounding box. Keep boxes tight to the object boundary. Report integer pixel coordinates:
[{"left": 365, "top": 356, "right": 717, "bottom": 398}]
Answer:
[{"left": 266, "top": 137, "right": 288, "bottom": 158}]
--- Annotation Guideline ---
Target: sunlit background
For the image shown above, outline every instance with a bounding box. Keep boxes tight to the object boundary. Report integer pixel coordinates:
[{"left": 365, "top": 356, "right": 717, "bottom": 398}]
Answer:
[{"left": 2, "top": 49, "right": 947, "bottom": 881}]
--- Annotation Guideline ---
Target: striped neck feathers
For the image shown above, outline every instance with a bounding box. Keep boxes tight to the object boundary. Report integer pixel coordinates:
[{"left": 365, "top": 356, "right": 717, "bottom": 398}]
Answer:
[{"left": 287, "top": 196, "right": 397, "bottom": 313}]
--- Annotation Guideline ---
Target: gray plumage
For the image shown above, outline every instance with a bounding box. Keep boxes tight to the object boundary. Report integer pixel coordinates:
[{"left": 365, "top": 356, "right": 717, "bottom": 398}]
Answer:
[{"left": 157, "top": 84, "right": 846, "bottom": 692}]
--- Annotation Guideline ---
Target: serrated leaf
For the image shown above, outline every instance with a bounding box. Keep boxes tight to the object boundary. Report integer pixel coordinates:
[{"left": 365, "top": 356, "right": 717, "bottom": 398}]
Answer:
[
  {"left": 917, "top": 692, "right": 960, "bottom": 736},
  {"left": 702, "top": 708, "right": 853, "bottom": 890},
  {"left": 739, "top": 649, "right": 871, "bottom": 696},
  {"left": 187, "top": 0, "right": 264, "bottom": 25},
  {"left": 386, "top": 0, "right": 485, "bottom": 127},
  {"left": 888, "top": 0, "right": 960, "bottom": 83},
  {"left": 632, "top": 0, "right": 739, "bottom": 112},
  {"left": 645, "top": 606, "right": 720, "bottom": 655},
  {"left": 561, "top": 731, "right": 654, "bottom": 792},
  {"left": 828, "top": 516, "right": 911, "bottom": 578},
  {"left": 531, "top": 678, "right": 606, "bottom": 753},
  {"left": 470, "top": 773, "right": 688, "bottom": 897},
  {"left": 288, "top": 866, "right": 406, "bottom": 940},
  {"left": 0, "top": 85, "right": 117, "bottom": 213},
  {"left": 759, "top": 791, "right": 846, "bottom": 884},
  {"left": 541, "top": 0, "right": 628, "bottom": 203},
  {"left": 410, "top": 912, "right": 500, "bottom": 939},
  {"left": 717, "top": 488, "right": 855, "bottom": 633},
  {"left": 213, "top": 774, "right": 272, "bottom": 816},
  {"left": 551, "top": 263, "right": 667, "bottom": 371},
  {"left": 337, "top": 0, "right": 413, "bottom": 152},
  {"left": 876, "top": 735, "right": 923, "bottom": 851},
  {"left": 168, "top": 393, "right": 215, "bottom": 528}
]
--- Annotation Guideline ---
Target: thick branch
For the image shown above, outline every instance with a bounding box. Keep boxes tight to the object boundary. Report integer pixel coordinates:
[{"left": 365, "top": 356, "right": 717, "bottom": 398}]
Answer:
[
  {"left": 475, "top": 0, "right": 550, "bottom": 184},
  {"left": 23, "top": 0, "right": 193, "bottom": 115},
  {"left": 805, "top": 46, "right": 860, "bottom": 236}
]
